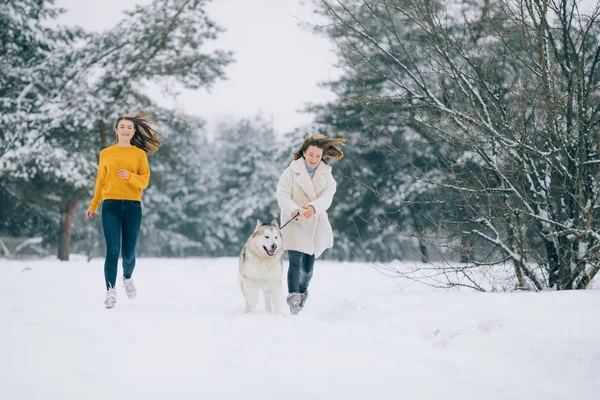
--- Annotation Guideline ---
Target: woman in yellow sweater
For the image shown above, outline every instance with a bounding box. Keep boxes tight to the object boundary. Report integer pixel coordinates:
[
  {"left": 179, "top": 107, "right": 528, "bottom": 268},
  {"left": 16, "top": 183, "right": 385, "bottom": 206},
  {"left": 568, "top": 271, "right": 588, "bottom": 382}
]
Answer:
[{"left": 86, "top": 113, "right": 162, "bottom": 309}]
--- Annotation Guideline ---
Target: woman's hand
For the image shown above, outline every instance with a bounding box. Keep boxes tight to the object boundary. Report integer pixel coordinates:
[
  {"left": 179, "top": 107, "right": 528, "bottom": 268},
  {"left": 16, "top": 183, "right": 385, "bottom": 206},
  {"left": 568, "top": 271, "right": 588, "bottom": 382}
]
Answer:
[
  {"left": 117, "top": 169, "right": 129, "bottom": 180},
  {"left": 302, "top": 205, "right": 316, "bottom": 219},
  {"left": 86, "top": 210, "right": 96, "bottom": 220},
  {"left": 292, "top": 210, "right": 301, "bottom": 220}
]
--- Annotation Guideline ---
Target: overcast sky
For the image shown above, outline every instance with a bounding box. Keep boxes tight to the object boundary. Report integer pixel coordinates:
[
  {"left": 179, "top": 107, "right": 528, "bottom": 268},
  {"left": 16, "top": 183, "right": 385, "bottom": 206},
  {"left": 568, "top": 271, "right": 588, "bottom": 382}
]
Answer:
[
  {"left": 54, "top": 0, "right": 599, "bottom": 136},
  {"left": 55, "top": 0, "right": 341, "bottom": 135}
]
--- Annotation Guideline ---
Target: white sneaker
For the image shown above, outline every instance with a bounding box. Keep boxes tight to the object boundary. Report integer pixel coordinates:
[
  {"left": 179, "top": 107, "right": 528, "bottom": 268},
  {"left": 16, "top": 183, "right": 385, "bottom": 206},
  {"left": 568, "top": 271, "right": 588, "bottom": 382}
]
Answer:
[
  {"left": 123, "top": 277, "right": 137, "bottom": 300},
  {"left": 105, "top": 288, "right": 117, "bottom": 309}
]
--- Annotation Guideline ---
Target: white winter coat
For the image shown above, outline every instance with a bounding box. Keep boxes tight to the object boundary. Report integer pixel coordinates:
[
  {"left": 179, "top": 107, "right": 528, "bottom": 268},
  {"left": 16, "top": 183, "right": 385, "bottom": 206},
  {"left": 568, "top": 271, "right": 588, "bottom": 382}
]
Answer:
[{"left": 276, "top": 158, "right": 337, "bottom": 258}]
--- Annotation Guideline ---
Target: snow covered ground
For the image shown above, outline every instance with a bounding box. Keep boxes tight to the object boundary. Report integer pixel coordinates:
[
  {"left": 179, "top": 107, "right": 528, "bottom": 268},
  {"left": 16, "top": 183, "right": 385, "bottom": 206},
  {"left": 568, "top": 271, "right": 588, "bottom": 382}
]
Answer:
[{"left": 1, "top": 256, "right": 599, "bottom": 400}]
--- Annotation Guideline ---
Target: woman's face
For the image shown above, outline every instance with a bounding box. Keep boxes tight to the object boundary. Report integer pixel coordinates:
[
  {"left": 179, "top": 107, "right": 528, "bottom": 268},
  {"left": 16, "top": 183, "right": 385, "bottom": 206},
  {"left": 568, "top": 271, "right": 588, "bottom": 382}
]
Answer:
[
  {"left": 115, "top": 119, "right": 135, "bottom": 142},
  {"left": 304, "top": 145, "right": 323, "bottom": 168}
]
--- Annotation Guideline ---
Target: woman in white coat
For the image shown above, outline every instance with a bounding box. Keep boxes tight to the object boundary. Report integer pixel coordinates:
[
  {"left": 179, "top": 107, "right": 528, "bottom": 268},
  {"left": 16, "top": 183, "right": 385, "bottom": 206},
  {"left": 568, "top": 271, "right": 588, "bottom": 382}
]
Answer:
[{"left": 277, "top": 134, "right": 346, "bottom": 314}]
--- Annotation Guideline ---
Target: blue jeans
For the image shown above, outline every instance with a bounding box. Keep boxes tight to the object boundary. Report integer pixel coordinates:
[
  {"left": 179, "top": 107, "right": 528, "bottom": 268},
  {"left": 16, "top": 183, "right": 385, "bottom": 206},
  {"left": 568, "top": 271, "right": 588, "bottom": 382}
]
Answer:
[
  {"left": 101, "top": 200, "right": 142, "bottom": 290},
  {"left": 287, "top": 250, "right": 315, "bottom": 293}
]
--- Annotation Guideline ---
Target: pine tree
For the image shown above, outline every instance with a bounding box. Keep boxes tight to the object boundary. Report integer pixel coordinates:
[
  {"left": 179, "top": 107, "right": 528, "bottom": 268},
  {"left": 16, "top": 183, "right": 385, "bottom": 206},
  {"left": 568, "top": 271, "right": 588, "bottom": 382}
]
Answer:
[
  {"left": 0, "top": 0, "right": 234, "bottom": 260},
  {"left": 212, "top": 115, "right": 282, "bottom": 255}
]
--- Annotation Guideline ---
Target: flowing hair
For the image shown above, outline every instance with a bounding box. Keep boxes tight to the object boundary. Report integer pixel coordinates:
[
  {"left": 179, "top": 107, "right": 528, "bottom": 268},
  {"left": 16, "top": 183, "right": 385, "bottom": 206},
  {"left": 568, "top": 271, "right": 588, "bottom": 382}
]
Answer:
[
  {"left": 293, "top": 134, "right": 346, "bottom": 164},
  {"left": 113, "top": 112, "right": 163, "bottom": 154}
]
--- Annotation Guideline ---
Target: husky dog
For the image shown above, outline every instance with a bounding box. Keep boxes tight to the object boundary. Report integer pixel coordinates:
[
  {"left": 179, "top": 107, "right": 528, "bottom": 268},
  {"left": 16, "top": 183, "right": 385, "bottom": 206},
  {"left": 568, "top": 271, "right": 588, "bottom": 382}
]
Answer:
[{"left": 239, "top": 219, "right": 285, "bottom": 314}]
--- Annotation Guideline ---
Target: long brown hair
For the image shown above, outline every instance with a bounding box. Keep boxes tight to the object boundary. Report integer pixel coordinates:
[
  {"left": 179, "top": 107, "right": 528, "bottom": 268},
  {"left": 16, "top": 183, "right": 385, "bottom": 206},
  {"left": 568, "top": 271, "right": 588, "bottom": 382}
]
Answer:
[
  {"left": 293, "top": 134, "right": 346, "bottom": 164},
  {"left": 114, "top": 112, "right": 163, "bottom": 154}
]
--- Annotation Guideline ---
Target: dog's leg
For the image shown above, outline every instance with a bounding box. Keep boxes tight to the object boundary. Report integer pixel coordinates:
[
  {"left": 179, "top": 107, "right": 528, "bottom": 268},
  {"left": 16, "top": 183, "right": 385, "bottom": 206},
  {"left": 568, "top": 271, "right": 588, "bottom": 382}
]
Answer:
[
  {"left": 243, "top": 281, "right": 259, "bottom": 313},
  {"left": 268, "top": 274, "right": 285, "bottom": 315},
  {"left": 263, "top": 287, "right": 274, "bottom": 313},
  {"left": 240, "top": 278, "right": 251, "bottom": 313},
  {"left": 272, "top": 284, "right": 285, "bottom": 315}
]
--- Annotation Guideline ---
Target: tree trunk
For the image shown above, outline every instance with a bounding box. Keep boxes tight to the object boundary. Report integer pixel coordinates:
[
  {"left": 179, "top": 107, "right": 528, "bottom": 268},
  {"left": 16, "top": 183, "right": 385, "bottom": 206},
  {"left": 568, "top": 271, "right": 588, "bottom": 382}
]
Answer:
[
  {"left": 557, "top": 237, "right": 574, "bottom": 290},
  {"left": 413, "top": 216, "right": 428, "bottom": 263},
  {"left": 99, "top": 119, "right": 109, "bottom": 146},
  {"left": 418, "top": 237, "right": 428, "bottom": 263},
  {"left": 58, "top": 198, "right": 79, "bottom": 261}
]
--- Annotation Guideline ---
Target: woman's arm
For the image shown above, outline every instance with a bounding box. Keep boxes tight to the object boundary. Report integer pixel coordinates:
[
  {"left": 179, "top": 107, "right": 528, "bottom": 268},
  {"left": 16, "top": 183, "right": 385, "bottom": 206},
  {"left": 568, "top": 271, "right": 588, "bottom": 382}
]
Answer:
[
  {"left": 277, "top": 168, "right": 301, "bottom": 219},
  {"left": 307, "top": 173, "right": 337, "bottom": 215},
  {"left": 125, "top": 152, "right": 150, "bottom": 189},
  {"left": 89, "top": 152, "right": 107, "bottom": 213}
]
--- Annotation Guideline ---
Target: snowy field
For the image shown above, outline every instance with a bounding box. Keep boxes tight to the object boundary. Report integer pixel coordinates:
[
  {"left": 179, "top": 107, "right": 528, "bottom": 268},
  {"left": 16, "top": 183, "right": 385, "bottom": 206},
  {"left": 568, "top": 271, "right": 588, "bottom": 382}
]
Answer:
[{"left": 1, "top": 256, "right": 599, "bottom": 400}]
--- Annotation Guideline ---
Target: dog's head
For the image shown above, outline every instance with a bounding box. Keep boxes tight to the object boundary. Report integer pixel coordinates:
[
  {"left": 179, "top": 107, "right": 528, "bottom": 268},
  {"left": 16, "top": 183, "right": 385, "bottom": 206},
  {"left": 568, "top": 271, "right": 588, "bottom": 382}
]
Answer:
[{"left": 251, "top": 219, "right": 283, "bottom": 257}]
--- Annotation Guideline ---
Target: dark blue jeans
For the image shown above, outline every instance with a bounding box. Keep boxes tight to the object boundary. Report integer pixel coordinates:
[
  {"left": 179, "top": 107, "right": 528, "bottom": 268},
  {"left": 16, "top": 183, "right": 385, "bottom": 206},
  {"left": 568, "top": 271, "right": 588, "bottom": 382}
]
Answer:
[
  {"left": 102, "top": 200, "right": 142, "bottom": 290},
  {"left": 287, "top": 250, "right": 315, "bottom": 294}
]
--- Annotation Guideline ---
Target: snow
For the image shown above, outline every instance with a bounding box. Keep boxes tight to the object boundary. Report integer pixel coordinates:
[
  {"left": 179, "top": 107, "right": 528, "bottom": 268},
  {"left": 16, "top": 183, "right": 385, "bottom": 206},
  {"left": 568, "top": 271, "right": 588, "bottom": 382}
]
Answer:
[{"left": 1, "top": 256, "right": 599, "bottom": 399}]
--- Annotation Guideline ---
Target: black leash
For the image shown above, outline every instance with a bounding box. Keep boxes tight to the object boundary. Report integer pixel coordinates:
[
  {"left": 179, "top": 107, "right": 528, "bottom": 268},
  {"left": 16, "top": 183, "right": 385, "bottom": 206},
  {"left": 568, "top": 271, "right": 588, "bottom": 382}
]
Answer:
[{"left": 279, "top": 212, "right": 300, "bottom": 230}]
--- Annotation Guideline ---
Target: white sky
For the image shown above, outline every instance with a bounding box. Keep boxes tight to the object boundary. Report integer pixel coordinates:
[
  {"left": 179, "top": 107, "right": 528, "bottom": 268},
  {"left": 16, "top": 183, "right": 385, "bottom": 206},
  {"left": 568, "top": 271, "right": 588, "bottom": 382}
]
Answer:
[
  {"left": 55, "top": 0, "right": 341, "bottom": 135},
  {"left": 54, "top": 0, "right": 599, "bottom": 136}
]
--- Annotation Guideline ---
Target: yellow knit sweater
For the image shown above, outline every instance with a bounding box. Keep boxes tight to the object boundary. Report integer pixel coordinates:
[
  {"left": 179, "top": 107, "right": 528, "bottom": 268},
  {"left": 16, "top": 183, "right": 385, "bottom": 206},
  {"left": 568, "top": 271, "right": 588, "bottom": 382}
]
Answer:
[{"left": 88, "top": 145, "right": 150, "bottom": 212}]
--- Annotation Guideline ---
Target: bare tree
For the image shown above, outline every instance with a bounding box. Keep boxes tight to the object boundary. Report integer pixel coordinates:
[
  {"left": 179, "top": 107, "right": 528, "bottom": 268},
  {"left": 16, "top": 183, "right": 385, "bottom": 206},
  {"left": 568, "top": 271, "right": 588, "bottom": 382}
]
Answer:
[{"left": 318, "top": 0, "right": 600, "bottom": 289}]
